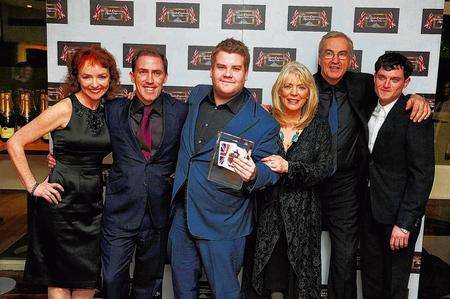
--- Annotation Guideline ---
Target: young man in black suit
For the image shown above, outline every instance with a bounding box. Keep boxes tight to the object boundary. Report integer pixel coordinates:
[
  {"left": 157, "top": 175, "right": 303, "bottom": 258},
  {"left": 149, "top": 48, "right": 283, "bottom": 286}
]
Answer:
[{"left": 360, "top": 52, "right": 435, "bottom": 299}]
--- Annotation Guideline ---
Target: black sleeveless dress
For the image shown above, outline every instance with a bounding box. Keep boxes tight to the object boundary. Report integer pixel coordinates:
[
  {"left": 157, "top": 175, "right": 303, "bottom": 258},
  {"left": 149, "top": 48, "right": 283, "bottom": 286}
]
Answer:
[{"left": 24, "top": 94, "right": 110, "bottom": 288}]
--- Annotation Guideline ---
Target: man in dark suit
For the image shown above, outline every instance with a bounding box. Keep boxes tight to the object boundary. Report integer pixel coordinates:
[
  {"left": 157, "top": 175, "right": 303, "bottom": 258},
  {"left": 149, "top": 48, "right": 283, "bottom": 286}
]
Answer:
[
  {"left": 168, "top": 38, "right": 279, "bottom": 298},
  {"left": 102, "top": 48, "right": 188, "bottom": 298},
  {"left": 314, "top": 31, "right": 431, "bottom": 299},
  {"left": 360, "top": 52, "right": 434, "bottom": 299}
]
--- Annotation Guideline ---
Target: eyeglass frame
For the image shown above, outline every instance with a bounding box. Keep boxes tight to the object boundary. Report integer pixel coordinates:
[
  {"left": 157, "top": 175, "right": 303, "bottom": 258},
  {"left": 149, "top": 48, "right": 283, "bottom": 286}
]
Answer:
[{"left": 321, "top": 50, "right": 350, "bottom": 60}]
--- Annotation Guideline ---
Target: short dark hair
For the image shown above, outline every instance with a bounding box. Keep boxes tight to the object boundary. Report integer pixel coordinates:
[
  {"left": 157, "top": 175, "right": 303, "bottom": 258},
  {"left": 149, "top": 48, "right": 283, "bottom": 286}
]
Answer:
[
  {"left": 375, "top": 52, "right": 413, "bottom": 79},
  {"left": 211, "top": 38, "right": 250, "bottom": 70},
  {"left": 131, "top": 47, "right": 168, "bottom": 74}
]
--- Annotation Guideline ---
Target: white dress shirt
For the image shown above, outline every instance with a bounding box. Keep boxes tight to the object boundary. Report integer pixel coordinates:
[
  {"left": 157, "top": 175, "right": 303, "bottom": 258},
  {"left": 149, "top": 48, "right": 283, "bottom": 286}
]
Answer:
[{"left": 368, "top": 99, "right": 398, "bottom": 153}]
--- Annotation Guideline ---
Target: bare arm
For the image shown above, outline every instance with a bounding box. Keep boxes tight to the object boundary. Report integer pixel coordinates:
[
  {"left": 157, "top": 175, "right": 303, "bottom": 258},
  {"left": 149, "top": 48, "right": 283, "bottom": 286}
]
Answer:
[{"left": 6, "top": 98, "right": 72, "bottom": 203}]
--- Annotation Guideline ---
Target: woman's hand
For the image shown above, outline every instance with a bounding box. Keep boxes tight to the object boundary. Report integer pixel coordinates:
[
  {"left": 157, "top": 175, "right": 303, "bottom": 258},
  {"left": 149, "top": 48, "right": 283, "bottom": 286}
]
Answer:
[
  {"left": 32, "top": 177, "right": 64, "bottom": 205},
  {"left": 262, "top": 155, "right": 288, "bottom": 173}
]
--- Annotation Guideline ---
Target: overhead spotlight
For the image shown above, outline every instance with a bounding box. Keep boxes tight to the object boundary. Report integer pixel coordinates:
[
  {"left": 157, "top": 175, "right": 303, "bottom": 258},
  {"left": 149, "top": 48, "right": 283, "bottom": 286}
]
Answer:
[{"left": 26, "top": 4, "right": 33, "bottom": 8}]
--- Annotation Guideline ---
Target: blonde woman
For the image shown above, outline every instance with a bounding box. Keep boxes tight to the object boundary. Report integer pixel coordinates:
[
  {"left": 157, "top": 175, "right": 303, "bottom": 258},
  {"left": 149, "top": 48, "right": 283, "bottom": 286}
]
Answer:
[{"left": 250, "top": 62, "right": 333, "bottom": 298}]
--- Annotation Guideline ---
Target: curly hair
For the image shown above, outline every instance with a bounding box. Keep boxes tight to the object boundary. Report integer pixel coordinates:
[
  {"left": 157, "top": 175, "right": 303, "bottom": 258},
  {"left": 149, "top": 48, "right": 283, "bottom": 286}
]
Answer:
[{"left": 62, "top": 46, "right": 121, "bottom": 100}]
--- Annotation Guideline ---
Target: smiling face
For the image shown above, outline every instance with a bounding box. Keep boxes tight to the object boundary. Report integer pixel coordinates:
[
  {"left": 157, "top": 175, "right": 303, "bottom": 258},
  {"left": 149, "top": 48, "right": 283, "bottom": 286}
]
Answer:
[
  {"left": 319, "top": 36, "right": 351, "bottom": 85},
  {"left": 279, "top": 73, "right": 309, "bottom": 115},
  {"left": 77, "top": 62, "right": 110, "bottom": 102},
  {"left": 130, "top": 55, "right": 167, "bottom": 105},
  {"left": 374, "top": 66, "right": 410, "bottom": 106},
  {"left": 210, "top": 51, "right": 248, "bottom": 105}
]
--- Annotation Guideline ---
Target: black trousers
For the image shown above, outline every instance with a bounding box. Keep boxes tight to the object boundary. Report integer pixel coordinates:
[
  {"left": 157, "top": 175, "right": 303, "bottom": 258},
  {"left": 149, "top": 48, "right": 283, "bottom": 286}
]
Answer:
[
  {"left": 321, "top": 171, "right": 359, "bottom": 299},
  {"left": 360, "top": 194, "right": 419, "bottom": 299}
]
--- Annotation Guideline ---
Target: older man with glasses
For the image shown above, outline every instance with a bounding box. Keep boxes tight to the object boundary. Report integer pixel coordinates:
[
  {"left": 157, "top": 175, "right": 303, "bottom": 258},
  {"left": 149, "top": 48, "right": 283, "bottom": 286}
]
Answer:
[{"left": 313, "top": 31, "right": 430, "bottom": 299}]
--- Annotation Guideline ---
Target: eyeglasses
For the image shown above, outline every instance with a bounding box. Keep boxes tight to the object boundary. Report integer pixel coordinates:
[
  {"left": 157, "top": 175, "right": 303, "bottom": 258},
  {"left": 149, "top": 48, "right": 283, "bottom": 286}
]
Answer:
[{"left": 322, "top": 50, "right": 349, "bottom": 60}]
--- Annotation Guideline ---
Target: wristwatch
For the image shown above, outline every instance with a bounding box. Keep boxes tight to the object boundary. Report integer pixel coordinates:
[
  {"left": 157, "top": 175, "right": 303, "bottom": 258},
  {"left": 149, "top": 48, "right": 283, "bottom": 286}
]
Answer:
[{"left": 400, "top": 227, "right": 409, "bottom": 234}]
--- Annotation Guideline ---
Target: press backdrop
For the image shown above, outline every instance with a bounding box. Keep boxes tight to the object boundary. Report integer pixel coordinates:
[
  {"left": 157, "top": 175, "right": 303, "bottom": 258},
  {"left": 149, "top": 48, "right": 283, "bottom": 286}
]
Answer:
[{"left": 46, "top": 1, "right": 444, "bottom": 297}]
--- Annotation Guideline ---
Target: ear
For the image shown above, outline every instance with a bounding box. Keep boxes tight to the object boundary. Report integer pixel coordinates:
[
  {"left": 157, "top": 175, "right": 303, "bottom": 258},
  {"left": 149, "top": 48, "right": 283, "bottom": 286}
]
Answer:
[
  {"left": 403, "top": 77, "right": 411, "bottom": 91},
  {"left": 129, "top": 71, "right": 135, "bottom": 84},
  {"left": 244, "top": 68, "right": 249, "bottom": 81}
]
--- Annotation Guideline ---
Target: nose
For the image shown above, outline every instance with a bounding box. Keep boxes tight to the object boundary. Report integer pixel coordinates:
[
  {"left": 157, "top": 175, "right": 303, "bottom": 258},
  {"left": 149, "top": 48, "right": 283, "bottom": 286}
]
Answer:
[
  {"left": 224, "top": 67, "right": 232, "bottom": 77},
  {"left": 92, "top": 77, "right": 99, "bottom": 87},
  {"left": 290, "top": 86, "right": 299, "bottom": 95},
  {"left": 331, "top": 54, "right": 340, "bottom": 63},
  {"left": 383, "top": 79, "right": 391, "bottom": 88}
]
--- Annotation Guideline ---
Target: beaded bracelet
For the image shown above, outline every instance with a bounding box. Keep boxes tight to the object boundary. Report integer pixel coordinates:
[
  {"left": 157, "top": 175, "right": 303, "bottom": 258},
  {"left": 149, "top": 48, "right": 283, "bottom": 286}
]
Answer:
[{"left": 30, "top": 182, "right": 39, "bottom": 197}]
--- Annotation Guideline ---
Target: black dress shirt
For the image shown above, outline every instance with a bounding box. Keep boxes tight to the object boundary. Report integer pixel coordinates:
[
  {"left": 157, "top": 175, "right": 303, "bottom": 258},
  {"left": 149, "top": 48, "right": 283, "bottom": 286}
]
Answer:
[
  {"left": 194, "top": 91, "right": 245, "bottom": 152},
  {"left": 316, "top": 74, "right": 360, "bottom": 173},
  {"left": 130, "top": 95, "right": 163, "bottom": 156}
]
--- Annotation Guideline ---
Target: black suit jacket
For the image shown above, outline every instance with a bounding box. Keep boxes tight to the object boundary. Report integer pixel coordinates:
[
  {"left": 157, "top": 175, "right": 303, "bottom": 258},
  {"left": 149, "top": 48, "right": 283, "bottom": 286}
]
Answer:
[
  {"left": 314, "top": 71, "right": 377, "bottom": 184},
  {"left": 368, "top": 94, "right": 434, "bottom": 231},
  {"left": 103, "top": 92, "right": 188, "bottom": 230}
]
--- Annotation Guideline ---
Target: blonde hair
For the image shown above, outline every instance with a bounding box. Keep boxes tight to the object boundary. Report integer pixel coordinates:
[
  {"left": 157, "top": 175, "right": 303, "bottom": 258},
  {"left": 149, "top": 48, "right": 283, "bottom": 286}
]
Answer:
[{"left": 272, "top": 61, "right": 318, "bottom": 130}]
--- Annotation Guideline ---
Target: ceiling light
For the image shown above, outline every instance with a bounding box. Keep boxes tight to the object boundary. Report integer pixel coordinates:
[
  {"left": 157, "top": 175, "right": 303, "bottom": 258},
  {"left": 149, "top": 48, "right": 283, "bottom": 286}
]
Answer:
[{"left": 26, "top": 4, "right": 33, "bottom": 8}]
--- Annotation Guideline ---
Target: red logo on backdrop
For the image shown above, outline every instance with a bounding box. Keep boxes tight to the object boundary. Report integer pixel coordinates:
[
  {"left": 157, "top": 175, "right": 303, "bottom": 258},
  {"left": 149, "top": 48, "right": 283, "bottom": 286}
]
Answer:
[
  {"left": 158, "top": 7, "right": 197, "bottom": 24},
  {"left": 350, "top": 54, "right": 359, "bottom": 70},
  {"left": 354, "top": 8, "right": 399, "bottom": 33},
  {"left": 421, "top": 9, "right": 443, "bottom": 34},
  {"left": 290, "top": 10, "right": 328, "bottom": 28},
  {"left": 224, "top": 8, "right": 263, "bottom": 26},
  {"left": 125, "top": 48, "right": 136, "bottom": 65},
  {"left": 190, "top": 49, "right": 211, "bottom": 66},
  {"left": 356, "top": 11, "right": 396, "bottom": 29},
  {"left": 47, "top": 2, "right": 66, "bottom": 20},
  {"left": 385, "top": 51, "right": 430, "bottom": 76},
  {"left": 255, "top": 51, "right": 291, "bottom": 68},
  {"left": 93, "top": 4, "right": 131, "bottom": 22}
]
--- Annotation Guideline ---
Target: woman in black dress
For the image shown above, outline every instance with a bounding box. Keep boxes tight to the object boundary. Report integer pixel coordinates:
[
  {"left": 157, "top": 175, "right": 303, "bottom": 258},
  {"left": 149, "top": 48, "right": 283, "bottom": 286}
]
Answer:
[
  {"left": 250, "top": 61, "right": 333, "bottom": 298},
  {"left": 7, "top": 46, "right": 120, "bottom": 298}
]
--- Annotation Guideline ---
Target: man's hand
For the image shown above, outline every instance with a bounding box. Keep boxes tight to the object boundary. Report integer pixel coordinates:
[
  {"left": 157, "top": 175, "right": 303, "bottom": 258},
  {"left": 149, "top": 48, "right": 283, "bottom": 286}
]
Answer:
[
  {"left": 390, "top": 225, "right": 410, "bottom": 251},
  {"left": 231, "top": 155, "right": 257, "bottom": 182},
  {"left": 47, "top": 153, "right": 56, "bottom": 169},
  {"left": 261, "top": 155, "right": 288, "bottom": 174},
  {"left": 406, "top": 94, "right": 431, "bottom": 122}
]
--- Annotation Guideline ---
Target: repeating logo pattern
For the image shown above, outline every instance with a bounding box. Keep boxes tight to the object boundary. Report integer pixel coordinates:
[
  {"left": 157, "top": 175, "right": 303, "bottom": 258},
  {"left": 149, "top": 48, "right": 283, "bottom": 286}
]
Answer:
[
  {"left": 188, "top": 46, "right": 214, "bottom": 70},
  {"left": 164, "top": 86, "right": 193, "bottom": 102},
  {"left": 248, "top": 88, "right": 263, "bottom": 104},
  {"left": 287, "top": 6, "right": 332, "bottom": 32},
  {"left": 122, "top": 44, "right": 166, "bottom": 69},
  {"left": 90, "top": 0, "right": 134, "bottom": 26},
  {"left": 354, "top": 8, "right": 399, "bottom": 33},
  {"left": 120, "top": 84, "right": 134, "bottom": 97},
  {"left": 47, "top": 82, "right": 65, "bottom": 103},
  {"left": 349, "top": 50, "right": 363, "bottom": 73},
  {"left": 253, "top": 48, "right": 296, "bottom": 72},
  {"left": 46, "top": 0, "right": 68, "bottom": 24},
  {"left": 156, "top": 2, "right": 200, "bottom": 28},
  {"left": 222, "top": 5, "right": 265, "bottom": 30},
  {"left": 386, "top": 51, "right": 430, "bottom": 77},
  {"left": 421, "top": 9, "right": 443, "bottom": 34},
  {"left": 57, "top": 41, "right": 101, "bottom": 66}
]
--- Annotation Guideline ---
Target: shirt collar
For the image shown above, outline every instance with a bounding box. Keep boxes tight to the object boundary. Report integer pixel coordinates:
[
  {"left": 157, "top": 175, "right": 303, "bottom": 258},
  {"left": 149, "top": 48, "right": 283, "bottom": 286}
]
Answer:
[
  {"left": 131, "top": 94, "right": 163, "bottom": 115},
  {"left": 375, "top": 98, "right": 398, "bottom": 116},
  {"left": 206, "top": 90, "right": 244, "bottom": 114}
]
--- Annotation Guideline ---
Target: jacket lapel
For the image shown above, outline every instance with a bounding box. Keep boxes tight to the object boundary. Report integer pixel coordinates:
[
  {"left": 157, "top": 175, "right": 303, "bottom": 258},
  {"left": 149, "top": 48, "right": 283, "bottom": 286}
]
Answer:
[
  {"left": 345, "top": 77, "right": 370, "bottom": 142},
  {"left": 151, "top": 94, "right": 175, "bottom": 162},
  {"left": 371, "top": 95, "right": 406, "bottom": 155}
]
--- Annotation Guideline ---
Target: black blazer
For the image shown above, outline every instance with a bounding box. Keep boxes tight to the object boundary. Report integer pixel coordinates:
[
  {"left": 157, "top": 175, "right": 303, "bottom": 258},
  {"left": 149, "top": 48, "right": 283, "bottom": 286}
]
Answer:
[
  {"left": 368, "top": 94, "right": 434, "bottom": 231},
  {"left": 103, "top": 93, "right": 188, "bottom": 230},
  {"left": 314, "top": 71, "right": 377, "bottom": 182}
]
